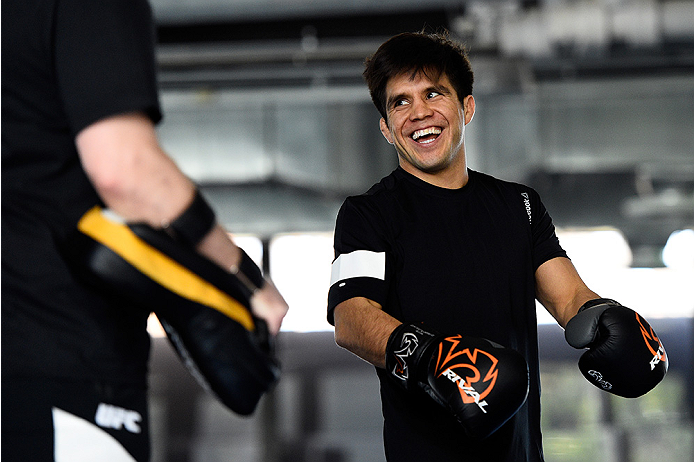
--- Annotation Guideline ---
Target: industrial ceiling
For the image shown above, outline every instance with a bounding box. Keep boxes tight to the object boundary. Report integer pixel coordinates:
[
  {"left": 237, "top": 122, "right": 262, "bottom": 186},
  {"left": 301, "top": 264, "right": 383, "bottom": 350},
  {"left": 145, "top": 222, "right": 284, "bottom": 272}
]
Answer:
[{"left": 146, "top": 0, "right": 693, "bottom": 266}]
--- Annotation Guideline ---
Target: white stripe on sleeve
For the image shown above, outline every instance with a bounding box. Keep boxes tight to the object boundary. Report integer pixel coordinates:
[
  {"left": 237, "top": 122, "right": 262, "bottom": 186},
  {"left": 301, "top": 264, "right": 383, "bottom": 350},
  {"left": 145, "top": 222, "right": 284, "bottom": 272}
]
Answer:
[{"left": 330, "top": 250, "right": 386, "bottom": 287}]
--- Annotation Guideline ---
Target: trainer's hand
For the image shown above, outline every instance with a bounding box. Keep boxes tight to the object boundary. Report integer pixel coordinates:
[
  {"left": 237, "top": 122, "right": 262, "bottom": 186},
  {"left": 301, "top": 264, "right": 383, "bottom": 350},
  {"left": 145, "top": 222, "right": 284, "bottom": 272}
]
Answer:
[
  {"left": 214, "top": 240, "right": 287, "bottom": 336},
  {"left": 565, "top": 298, "right": 667, "bottom": 398},
  {"left": 386, "top": 323, "right": 529, "bottom": 439},
  {"left": 251, "top": 280, "right": 288, "bottom": 336}
]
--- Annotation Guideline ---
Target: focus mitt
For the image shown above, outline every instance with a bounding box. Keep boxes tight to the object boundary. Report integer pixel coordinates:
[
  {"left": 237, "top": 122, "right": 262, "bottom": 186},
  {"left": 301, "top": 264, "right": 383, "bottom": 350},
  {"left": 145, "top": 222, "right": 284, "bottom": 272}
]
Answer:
[{"left": 62, "top": 206, "right": 280, "bottom": 415}]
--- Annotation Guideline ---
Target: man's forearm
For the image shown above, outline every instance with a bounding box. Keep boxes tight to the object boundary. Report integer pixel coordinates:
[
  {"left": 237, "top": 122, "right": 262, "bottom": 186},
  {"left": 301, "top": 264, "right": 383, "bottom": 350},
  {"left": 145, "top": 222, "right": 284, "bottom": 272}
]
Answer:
[{"left": 333, "top": 298, "right": 401, "bottom": 368}]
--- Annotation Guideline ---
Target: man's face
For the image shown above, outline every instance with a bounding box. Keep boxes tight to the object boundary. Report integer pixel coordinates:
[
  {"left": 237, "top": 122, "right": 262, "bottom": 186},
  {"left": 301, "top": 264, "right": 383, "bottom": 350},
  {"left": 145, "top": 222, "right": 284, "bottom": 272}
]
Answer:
[{"left": 379, "top": 71, "right": 475, "bottom": 181}]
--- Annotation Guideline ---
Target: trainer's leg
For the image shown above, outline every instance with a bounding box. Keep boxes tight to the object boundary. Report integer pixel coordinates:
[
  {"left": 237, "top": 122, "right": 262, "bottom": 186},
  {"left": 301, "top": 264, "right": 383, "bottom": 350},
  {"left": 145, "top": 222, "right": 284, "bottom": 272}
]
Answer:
[
  {"left": 1, "top": 378, "right": 150, "bottom": 462},
  {"left": 1, "top": 378, "right": 54, "bottom": 461},
  {"left": 52, "top": 380, "right": 151, "bottom": 462}
]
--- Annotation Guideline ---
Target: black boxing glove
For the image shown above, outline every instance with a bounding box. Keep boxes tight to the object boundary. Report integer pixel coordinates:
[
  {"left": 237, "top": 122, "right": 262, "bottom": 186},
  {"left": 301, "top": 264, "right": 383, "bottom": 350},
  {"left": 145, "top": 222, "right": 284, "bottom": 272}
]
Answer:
[
  {"left": 565, "top": 298, "right": 667, "bottom": 398},
  {"left": 385, "top": 323, "right": 529, "bottom": 439}
]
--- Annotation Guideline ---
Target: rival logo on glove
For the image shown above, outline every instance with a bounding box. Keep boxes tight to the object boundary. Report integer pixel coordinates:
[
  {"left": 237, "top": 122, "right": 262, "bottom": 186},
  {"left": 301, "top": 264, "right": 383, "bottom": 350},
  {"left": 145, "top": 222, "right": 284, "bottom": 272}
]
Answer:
[
  {"left": 636, "top": 312, "right": 667, "bottom": 371},
  {"left": 440, "top": 368, "right": 489, "bottom": 413},
  {"left": 434, "top": 335, "right": 499, "bottom": 413},
  {"left": 587, "top": 370, "right": 613, "bottom": 391},
  {"left": 392, "top": 332, "right": 420, "bottom": 381}
]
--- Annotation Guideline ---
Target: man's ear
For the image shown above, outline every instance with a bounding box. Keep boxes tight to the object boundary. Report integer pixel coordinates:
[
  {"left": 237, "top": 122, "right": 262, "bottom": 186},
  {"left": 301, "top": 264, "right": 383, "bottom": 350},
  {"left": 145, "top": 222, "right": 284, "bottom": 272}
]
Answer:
[
  {"left": 463, "top": 95, "right": 476, "bottom": 125},
  {"left": 379, "top": 118, "right": 394, "bottom": 145}
]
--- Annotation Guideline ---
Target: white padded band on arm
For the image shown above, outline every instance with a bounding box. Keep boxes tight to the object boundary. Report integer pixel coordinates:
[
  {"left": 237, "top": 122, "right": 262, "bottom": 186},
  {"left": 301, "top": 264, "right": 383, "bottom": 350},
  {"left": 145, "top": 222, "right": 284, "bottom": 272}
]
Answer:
[{"left": 330, "top": 250, "right": 386, "bottom": 287}]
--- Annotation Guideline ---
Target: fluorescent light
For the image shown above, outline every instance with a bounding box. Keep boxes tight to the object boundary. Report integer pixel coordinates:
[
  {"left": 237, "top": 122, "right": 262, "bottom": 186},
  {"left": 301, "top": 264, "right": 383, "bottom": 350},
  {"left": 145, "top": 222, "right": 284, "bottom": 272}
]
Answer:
[
  {"left": 555, "top": 228, "right": 633, "bottom": 270},
  {"left": 269, "top": 233, "right": 335, "bottom": 332},
  {"left": 146, "top": 228, "right": 692, "bottom": 334},
  {"left": 662, "top": 229, "right": 694, "bottom": 270},
  {"left": 537, "top": 228, "right": 694, "bottom": 323}
]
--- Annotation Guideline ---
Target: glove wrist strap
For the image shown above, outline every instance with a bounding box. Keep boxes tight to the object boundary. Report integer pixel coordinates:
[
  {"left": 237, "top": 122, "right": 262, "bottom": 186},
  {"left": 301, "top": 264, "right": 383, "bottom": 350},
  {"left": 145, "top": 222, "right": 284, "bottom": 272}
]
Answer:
[
  {"left": 163, "top": 189, "right": 216, "bottom": 247},
  {"left": 229, "top": 249, "right": 265, "bottom": 296},
  {"left": 385, "top": 323, "right": 441, "bottom": 391},
  {"left": 579, "top": 298, "right": 621, "bottom": 313}
]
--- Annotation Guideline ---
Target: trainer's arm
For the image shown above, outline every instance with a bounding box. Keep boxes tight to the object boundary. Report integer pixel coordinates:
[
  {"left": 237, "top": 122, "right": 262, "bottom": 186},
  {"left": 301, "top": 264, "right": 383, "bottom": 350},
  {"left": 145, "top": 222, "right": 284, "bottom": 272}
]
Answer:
[
  {"left": 333, "top": 297, "right": 401, "bottom": 369},
  {"left": 75, "top": 112, "right": 288, "bottom": 334},
  {"left": 535, "top": 256, "right": 600, "bottom": 328}
]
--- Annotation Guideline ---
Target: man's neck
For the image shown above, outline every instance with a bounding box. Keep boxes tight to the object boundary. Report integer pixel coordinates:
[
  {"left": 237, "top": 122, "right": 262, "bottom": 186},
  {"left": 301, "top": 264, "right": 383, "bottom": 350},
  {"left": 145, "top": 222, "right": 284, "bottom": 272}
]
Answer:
[{"left": 399, "top": 161, "right": 469, "bottom": 190}]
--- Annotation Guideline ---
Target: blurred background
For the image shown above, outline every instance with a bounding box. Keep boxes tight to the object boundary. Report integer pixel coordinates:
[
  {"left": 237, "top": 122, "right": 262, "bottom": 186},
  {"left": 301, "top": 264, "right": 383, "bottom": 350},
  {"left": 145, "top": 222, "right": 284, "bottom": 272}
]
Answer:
[{"left": 144, "top": 0, "right": 694, "bottom": 460}]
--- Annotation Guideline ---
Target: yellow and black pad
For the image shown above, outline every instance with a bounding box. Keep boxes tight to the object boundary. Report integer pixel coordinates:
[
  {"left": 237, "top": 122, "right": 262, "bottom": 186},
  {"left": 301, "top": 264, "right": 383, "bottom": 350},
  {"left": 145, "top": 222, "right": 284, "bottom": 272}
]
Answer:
[{"left": 63, "top": 206, "right": 280, "bottom": 415}]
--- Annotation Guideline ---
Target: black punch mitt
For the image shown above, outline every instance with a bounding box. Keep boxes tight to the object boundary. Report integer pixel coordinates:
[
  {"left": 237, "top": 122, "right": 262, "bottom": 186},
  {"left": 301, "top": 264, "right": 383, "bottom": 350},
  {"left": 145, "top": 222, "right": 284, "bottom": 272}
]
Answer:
[{"left": 62, "top": 206, "right": 280, "bottom": 415}]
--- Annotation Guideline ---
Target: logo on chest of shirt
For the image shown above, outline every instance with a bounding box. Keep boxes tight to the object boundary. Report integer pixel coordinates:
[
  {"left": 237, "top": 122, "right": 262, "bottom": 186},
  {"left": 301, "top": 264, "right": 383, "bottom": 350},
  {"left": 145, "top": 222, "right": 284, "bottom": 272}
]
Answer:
[{"left": 521, "top": 193, "right": 532, "bottom": 224}]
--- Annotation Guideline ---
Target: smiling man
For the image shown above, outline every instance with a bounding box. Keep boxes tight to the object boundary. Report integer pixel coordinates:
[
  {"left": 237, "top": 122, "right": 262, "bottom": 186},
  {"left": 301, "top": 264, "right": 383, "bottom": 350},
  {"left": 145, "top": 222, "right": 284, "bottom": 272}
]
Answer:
[
  {"left": 379, "top": 71, "right": 471, "bottom": 188},
  {"left": 326, "top": 31, "right": 666, "bottom": 462}
]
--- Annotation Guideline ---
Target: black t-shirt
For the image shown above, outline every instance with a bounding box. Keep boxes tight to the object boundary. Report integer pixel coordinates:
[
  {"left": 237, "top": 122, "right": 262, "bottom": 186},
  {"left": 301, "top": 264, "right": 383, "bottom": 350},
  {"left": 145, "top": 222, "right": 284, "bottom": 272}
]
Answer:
[
  {"left": 328, "top": 167, "right": 567, "bottom": 461},
  {"left": 2, "top": 0, "right": 162, "bottom": 385}
]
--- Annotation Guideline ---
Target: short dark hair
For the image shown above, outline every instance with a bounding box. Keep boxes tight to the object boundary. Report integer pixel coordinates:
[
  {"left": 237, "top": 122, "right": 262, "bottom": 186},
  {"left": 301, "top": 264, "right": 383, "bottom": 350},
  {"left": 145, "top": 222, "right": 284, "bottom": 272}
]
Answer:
[{"left": 363, "top": 30, "right": 474, "bottom": 121}]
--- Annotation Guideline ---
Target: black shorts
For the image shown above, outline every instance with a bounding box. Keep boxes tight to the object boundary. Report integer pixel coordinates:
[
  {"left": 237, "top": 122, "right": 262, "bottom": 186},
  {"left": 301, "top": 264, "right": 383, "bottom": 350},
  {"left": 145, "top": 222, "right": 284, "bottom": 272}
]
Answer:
[{"left": 2, "top": 377, "right": 150, "bottom": 462}]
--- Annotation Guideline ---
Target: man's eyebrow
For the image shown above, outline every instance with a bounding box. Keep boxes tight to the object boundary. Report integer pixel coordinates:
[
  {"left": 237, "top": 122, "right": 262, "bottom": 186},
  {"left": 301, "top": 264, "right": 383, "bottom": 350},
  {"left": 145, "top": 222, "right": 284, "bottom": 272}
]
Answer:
[
  {"left": 386, "top": 92, "right": 407, "bottom": 109},
  {"left": 386, "top": 82, "right": 453, "bottom": 109},
  {"left": 429, "top": 83, "right": 452, "bottom": 95}
]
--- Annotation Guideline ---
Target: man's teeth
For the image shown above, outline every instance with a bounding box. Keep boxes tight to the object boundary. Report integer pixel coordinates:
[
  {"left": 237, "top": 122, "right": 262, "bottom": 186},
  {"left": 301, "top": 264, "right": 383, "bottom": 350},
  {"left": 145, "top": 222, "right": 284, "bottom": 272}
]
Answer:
[{"left": 412, "top": 127, "right": 442, "bottom": 141}]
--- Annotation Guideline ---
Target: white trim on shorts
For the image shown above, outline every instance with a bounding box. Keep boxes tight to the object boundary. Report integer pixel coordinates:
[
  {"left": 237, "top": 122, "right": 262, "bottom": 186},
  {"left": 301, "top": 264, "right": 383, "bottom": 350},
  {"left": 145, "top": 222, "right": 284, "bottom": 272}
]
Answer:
[{"left": 52, "top": 407, "right": 137, "bottom": 462}]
